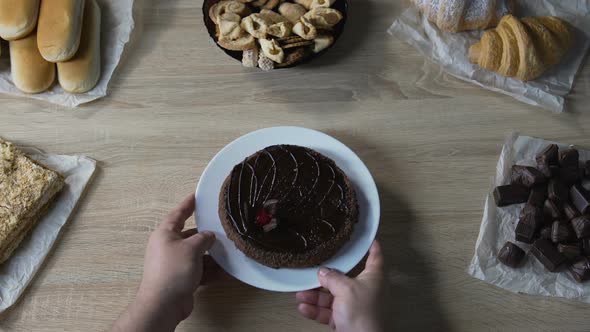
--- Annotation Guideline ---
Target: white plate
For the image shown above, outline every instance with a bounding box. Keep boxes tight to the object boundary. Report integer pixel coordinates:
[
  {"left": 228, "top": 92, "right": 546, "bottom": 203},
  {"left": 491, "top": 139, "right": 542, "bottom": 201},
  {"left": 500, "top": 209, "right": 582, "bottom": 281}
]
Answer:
[{"left": 195, "top": 127, "right": 380, "bottom": 292}]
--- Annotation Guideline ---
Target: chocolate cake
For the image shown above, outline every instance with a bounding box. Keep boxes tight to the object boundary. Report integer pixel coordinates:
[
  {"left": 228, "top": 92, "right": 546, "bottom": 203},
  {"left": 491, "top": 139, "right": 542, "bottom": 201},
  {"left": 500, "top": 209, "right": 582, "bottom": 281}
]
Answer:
[{"left": 219, "top": 144, "right": 358, "bottom": 268}]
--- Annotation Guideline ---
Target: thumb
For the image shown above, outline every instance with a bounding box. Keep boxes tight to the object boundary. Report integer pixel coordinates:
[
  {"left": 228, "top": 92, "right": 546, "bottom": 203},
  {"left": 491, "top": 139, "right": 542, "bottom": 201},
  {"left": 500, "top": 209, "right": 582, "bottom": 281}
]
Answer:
[
  {"left": 318, "top": 267, "right": 353, "bottom": 297},
  {"left": 185, "top": 231, "right": 216, "bottom": 256}
]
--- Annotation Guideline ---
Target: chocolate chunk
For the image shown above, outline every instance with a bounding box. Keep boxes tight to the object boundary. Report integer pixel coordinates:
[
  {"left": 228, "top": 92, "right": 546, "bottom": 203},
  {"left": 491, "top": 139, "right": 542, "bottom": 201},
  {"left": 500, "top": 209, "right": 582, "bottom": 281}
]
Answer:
[
  {"left": 549, "top": 165, "right": 560, "bottom": 178},
  {"left": 497, "top": 241, "right": 525, "bottom": 268},
  {"left": 551, "top": 221, "right": 574, "bottom": 243},
  {"left": 570, "top": 184, "right": 590, "bottom": 215},
  {"left": 536, "top": 144, "right": 559, "bottom": 177},
  {"left": 527, "top": 184, "right": 547, "bottom": 207},
  {"left": 515, "top": 207, "right": 542, "bottom": 243},
  {"left": 572, "top": 215, "right": 590, "bottom": 239},
  {"left": 569, "top": 257, "right": 590, "bottom": 282},
  {"left": 583, "top": 239, "right": 590, "bottom": 255},
  {"left": 539, "top": 226, "right": 552, "bottom": 239},
  {"left": 543, "top": 199, "right": 563, "bottom": 223},
  {"left": 537, "top": 144, "right": 559, "bottom": 164},
  {"left": 493, "top": 184, "right": 529, "bottom": 207},
  {"left": 510, "top": 165, "right": 547, "bottom": 188},
  {"left": 563, "top": 202, "right": 581, "bottom": 221},
  {"left": 557, "top": 244, "right": 581, "bottom": 260},
  {"left": 531, "top": 239, "right": 566, "bottom": 272},
  {"left": 559, "top": 148, "right": 579, "bottom": 168},
  {"left": 558, "top": 166, "right": 582, "bottom": 185},
  {"left": 548, "top": 179, "right": 569, "bottom": 204}
]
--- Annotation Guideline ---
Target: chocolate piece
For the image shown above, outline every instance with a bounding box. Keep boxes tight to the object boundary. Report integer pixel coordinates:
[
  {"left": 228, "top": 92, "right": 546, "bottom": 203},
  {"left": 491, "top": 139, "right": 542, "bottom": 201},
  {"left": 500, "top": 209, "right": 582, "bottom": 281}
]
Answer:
[
  {"left": 510, "top": 165, "right": 546, "bottom": 188},
  {"left": 543, "top": 199, "right": 563, "bottom": 223},
  {"left": 537, "top": 144, "right": 559, "bottom": 165},
  {"left": 557, "top": 244, "right": 581, "bottom": 260},
  {"left": 559, "top": 148, "right": 579, "bottom": 168},
  {"left": 572, "top": 215, "right": 590, "bottom": 239},
  {"left": 493, "top": 184, "right": 529, "bottom": 207},
  {"left": 551, "top": 221, "right": 574, "bottom": 243},
  {"left": 558, "top": 166, "right": 582, "bottom": 185},
  {"left": 539, "top": 226, "right": 552, "bottom": 239},
  {"left": 497, "top": 241, "right": 525, "bottom": 268},
  {"left": 531, "top": 239, "right": 566, "bottom": 272},
  {"left": 536, "top": 144, "right": 559, "bottom": 177},
  {"left": 563, "top": 202, "right": 581, "bottom": 221},
  {"left": 583, "top": 239, "right": 590, "bottom": 255},
  {"left": 570, "top": 184, "right": 590, "bottom": 215},
  {"left": 515, "top": 207, "right": 542, "bottom": 243},
  {"left": 569, "top": 257, "right": 590, "bottom": 282},
  {"left": 548, "top": 179, "right": 569, "bottom": 204},
  {"left": 527, "top": 184, "right": 547, "bottom": 207}
]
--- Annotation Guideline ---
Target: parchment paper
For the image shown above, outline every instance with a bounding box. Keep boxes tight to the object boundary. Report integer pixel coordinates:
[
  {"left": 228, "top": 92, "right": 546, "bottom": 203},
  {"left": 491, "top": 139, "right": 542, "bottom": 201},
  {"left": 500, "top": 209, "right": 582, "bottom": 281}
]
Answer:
[
  {"left": 0, "top": 0, "right": 135, "bottom": 107},
  {"left": 468, "top": 134, "right": 590, "bottom": 302},
  {"left": 0, "top": 151, "right": 96, "bottom": 313},
  {"left": 388, "top": 1, "right": 590, "bottom": 113}
]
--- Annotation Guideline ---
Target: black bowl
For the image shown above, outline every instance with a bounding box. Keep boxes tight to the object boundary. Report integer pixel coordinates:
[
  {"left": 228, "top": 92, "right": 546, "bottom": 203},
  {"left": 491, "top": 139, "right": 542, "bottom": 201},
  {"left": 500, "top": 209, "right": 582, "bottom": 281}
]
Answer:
[{"left": 203, "top": 0, "right": 348, "bottom": 69}]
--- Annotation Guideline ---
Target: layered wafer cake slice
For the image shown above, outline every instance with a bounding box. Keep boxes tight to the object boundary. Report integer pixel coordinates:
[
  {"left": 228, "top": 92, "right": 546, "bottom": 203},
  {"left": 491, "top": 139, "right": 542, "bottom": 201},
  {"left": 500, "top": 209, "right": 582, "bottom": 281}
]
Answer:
[{"left": 0, "top": 139, "right": 64, "bottom": 264}]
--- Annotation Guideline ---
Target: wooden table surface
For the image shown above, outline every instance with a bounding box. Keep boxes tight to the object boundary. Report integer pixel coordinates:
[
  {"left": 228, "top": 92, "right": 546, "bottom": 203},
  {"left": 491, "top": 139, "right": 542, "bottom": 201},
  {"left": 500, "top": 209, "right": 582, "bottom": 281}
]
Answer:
[{"left": 1, "top": 0, "right": 590, "bottom": 331}]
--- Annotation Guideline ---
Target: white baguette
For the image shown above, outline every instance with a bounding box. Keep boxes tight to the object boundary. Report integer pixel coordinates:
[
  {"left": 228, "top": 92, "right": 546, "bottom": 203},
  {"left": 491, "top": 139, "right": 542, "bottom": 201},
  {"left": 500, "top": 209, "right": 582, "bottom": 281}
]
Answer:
[
  {"left": 58, "top": 0, "right": 101, "bottom": 93},
  {"left": 9, "top": 32, "right": 56, "bottom": 94},
  {"left": 37, "top": 0, "right": 86, "bottom": 62},
  {"left": 0, "top": 0, "right": 40, "bottom": 40}
]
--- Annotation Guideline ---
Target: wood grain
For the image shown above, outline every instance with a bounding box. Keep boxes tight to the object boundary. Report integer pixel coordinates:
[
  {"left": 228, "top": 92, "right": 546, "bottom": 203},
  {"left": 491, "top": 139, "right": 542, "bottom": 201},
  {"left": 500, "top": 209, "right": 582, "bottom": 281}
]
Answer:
[{"left": 0, "top": 0, "right": 589, "bottom": 331}]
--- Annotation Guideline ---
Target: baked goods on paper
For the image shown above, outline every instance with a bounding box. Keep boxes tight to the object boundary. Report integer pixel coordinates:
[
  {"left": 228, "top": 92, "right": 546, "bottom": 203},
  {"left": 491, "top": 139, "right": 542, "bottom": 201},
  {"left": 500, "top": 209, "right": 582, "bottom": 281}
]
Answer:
[
  {"left": 410, "top": 0, "right": 514, "bottom": 32},
  {"left": 468, "top": 134, "right": 590, "bottom": 302},
  {"left": 389, "top": 0, "right": 590, "bottom": 112},
  {"left": 206, "top": 0, "right": 345, "bottom": 70},
  {"left": 218, "top": 145, "right": 358, "bottom": 268},
  {"left": 0, "top": 143, "right": 96, "bottom": 313},
  {"left": 0, "top": 0, "right": 134, "bottom": 107},
  {"left": 469, "top": 15, "right": 574, "bottom": 81},
  {"left": 0, "top": 0, "right": 40, "bottom": 41},
  {"left": 6, "top": 0, "right": 101, "bottom": 94},
  {"left": 0, "top": 139, "right": 65, "bottom": 264}
]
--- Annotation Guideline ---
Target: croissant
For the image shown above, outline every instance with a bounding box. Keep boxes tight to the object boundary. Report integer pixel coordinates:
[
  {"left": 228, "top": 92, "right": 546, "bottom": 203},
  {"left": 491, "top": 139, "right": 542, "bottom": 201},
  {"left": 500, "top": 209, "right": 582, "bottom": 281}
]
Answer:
[
  {"left": 469, "top": 15, "right": 573, "bottom": 81},
  {"left": 411, "top": 0, "right": 513, "bottom": 32}
]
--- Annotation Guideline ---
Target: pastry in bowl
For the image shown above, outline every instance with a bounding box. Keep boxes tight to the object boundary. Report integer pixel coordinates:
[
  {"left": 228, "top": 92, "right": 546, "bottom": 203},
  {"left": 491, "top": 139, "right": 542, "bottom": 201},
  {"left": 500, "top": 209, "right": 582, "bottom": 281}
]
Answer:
[
  {"left": 204, "top": 0, "right": 347, "bottom": 70},
  {"left": 218, "top": 144, "right": 358, "bottom": 268}
]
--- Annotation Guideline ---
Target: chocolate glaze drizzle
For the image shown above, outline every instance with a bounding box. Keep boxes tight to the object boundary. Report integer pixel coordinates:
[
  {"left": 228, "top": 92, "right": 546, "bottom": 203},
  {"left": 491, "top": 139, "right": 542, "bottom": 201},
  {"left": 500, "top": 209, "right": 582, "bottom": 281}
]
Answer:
[{"left": 225, "top": 145, "right": 353, "bottom": 253}]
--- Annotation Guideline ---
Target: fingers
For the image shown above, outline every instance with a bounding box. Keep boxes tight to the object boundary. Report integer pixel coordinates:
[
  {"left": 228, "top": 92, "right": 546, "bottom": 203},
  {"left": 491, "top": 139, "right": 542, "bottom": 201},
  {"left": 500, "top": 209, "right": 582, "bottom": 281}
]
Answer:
[
  {"left": 362, "top": 240, "right": 384, "bottom": 275},
  {"left": 295, "top": 289, "right": 334, "bottom": 308},
  {"left": 161, "top": 195, "right": 196, "bottom": 232},
  {"left": 297, "top": 303, "right": 332, "bottom": 325},
  {"left": 318, "top": 267, "right": 353, "bottom": 297},
  {"left": 185, "top": 231, "right": 216, "bottom": 256}
]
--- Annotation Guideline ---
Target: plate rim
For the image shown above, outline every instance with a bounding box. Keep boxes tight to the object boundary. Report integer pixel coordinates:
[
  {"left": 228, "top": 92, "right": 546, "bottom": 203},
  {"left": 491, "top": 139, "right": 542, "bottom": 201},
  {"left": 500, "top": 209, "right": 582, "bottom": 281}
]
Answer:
[{"left": 195, "top": 126, "right": 380, "bottom": 291}]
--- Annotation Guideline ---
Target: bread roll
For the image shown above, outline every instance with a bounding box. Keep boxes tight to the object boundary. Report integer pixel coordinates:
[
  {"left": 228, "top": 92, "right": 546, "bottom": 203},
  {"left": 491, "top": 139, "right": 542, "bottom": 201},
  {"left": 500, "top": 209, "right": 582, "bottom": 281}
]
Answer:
[
  {"left": 9, "top": 32, "right": 55, "bottom": 94},
  {"left": 37, "top": 0, "right": 86, "bottom": 62},
  {"left": 0, "top": 0, "right": 40, "bottom": 40},
  {"left": 58, "top": 0, "right": 100, "bottom": 93}
]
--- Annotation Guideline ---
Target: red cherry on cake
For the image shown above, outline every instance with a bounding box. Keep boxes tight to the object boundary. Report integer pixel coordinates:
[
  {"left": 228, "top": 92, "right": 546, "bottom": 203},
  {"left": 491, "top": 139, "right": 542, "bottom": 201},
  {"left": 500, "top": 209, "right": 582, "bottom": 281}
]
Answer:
[
  {"left": 255, "top": 199, "right": 280, "bottom": 231},
  {"left": 255, "top": 208, "right": 272, "bottom": 226}
]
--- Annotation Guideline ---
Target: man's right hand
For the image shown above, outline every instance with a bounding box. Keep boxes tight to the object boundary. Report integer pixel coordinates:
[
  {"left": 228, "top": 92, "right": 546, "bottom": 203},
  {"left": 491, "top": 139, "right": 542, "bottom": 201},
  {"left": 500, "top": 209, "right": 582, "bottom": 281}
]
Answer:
[{"left": 295, "top": 240, "right": 385, "bottom": 332}]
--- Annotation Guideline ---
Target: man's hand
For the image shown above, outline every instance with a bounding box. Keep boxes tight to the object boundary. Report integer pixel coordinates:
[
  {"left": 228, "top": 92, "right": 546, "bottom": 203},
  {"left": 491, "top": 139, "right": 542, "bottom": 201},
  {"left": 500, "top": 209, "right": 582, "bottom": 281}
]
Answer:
[
  {"left": 112, "top": 195, "right": 216, "bottom": 332},
  {"left": 295, "top": 241, "right": 385, "bottom": 332}
]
